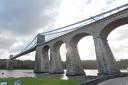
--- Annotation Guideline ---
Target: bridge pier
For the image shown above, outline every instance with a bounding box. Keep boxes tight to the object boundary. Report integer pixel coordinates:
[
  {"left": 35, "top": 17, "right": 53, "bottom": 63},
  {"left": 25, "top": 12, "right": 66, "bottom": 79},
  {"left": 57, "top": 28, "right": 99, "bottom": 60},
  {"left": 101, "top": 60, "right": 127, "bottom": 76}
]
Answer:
[
  {"left": 34, "top": 46, "right": 50, "bottom": 73},
  {"left": 49, "top": 46, "right": 64, "bottom": 74},
  {"left": 34, "top": 34, "right": 49, "bottom": 73},
  {"left": 66, "top": 42, "right": 85, "bottom": 76},
  {"left": 6, "top": 55, "right": 13, "bottom": 70},
  {"left": 93, "top": 35, "right": 120, "bottom": 75}
]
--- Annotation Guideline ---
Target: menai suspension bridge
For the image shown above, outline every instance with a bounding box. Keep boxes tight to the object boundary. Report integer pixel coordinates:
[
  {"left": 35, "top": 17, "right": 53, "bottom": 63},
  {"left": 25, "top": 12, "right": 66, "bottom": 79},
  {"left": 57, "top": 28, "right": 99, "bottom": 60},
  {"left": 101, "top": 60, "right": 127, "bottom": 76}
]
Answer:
[
  {"left": 6, "top": 3, "right": 128, "bottom": 85},
  {"left": 10, "top": 3, "right": 128, "bottom": 60}
]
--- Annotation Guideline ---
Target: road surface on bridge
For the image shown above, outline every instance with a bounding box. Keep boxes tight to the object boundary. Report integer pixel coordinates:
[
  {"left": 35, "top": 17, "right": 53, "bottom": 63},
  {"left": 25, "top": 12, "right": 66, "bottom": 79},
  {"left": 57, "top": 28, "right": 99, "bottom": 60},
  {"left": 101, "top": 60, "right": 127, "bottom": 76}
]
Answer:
[{"left": 97, "top": 77, "right": 128, "bottom": 85}]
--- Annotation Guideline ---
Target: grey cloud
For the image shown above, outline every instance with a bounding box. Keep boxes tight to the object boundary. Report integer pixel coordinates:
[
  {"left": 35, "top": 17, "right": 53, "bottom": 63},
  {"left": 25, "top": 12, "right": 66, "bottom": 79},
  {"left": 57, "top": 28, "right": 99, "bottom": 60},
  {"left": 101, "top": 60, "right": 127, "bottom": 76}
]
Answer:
[
  {"left": 110, "top": 40, "right": 128, "bottom": 53},
  {"left": 0, "top": 0, "right": 61, "bottom": 36},
  {"left": 112, "top": 29, "right": 128, "bottom": 41},
  {"left": 10, "top": 43, "right": 26, "bottom": 53},
  {"left": 0, "top": 37, "right": 15, "bottom": 49},
  {"left": 112, "top": 46, "right": 128, "bottom": 53},
  {"left": 0, "top": 0, "right": 62, "bottom": 55},
  {"left": 107, "top": 0, "right": 113, "bottom": 4},
  {"left": 0, "top": 49, "right": 9, "bottom": 59},
  {"left": 86, "top": 0, "right": 92, "bottom": 4}
]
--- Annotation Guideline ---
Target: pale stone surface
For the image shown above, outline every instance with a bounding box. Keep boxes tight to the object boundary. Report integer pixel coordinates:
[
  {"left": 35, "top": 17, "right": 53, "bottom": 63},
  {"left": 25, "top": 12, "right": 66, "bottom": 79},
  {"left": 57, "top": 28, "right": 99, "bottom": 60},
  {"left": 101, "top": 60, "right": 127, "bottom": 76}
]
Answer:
[
  {"left": 97, "top": 77, "right": 128, "bottom": 85},
  {"left": 34, "top": 46, "right": 49, "bottom": 73},
  {"left": 49, "top": 46, "right": 64, "bottom": 74},
  {"left": 66, "top": 42, "right": 85, "bottom": 76},
  {"left": 6, "top": 55, "right": 13, "bottom": 70},
  {"left": 93, "top": 36, "right": 120, "bottom": 75}
]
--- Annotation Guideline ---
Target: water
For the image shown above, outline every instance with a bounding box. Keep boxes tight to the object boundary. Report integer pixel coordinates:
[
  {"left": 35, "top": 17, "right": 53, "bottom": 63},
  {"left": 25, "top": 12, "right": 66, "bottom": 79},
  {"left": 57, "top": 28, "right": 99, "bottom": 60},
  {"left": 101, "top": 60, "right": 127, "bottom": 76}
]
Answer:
[
  {"left": 0, "top": 69, "right": 126, "bottom": 80},
  {"left": 0, "top": 70, "right": 68, "bottom": 80}
]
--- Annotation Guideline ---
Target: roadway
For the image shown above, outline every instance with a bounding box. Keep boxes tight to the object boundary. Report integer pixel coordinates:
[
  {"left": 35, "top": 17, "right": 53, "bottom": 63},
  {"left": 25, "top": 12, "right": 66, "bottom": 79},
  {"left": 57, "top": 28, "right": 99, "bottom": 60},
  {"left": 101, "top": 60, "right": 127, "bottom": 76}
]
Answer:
[{"left": 97, "top": 77, "right": 128, "bottom": 85}]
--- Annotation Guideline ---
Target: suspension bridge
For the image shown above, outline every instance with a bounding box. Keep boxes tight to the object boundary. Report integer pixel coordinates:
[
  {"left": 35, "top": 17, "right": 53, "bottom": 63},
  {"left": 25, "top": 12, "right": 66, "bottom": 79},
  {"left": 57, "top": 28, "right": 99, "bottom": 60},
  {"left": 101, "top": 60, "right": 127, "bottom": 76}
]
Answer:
[{"left": 7, "top": 3, "right": 128, "bottom": 85}]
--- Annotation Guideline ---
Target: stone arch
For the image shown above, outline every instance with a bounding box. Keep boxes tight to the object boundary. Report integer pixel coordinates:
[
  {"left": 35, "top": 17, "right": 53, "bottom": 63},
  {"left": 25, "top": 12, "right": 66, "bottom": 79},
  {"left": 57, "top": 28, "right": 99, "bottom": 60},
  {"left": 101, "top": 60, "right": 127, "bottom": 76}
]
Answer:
[
  {"left": 107, "top": 24, "right": 128, "bottom": 61},
  {"left": 53, "top": 41, "right": 64, "bottom": 50},
  {"left": 70, "top": 33, "right": 89, "bottom": 45},
  {"left": 49, "top": 41, "right": 64, "bottom": 73},
  {"left": 100, "top": 17, "right": 128, "bottom": 61},
  {"left": 100, "top": 17, "right": 128, "bottom": 39},
  {"left": 53, "top": 40, "right": 66, "bottom": 61},
  {"left": 70, "top": 32, "right": 94, "bottom": 60},
  {"left": 70, "top": 32, "right": 97, "bottom": 75},
  {"left": 92, "top": 17, "right": 128, "bottom": 75},
  {"left": 65, "top": 32, "right": 90, "bottom": 76}
]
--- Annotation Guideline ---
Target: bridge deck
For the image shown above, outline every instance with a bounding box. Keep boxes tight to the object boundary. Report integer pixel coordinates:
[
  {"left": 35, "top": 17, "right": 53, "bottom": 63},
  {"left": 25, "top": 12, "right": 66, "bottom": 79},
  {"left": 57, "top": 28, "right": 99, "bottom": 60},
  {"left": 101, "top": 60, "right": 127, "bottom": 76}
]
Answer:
[
  {"left": 78, "top": 73, "right": 127, "bottom": 85},
  {"left": 11, "top": 46, "right": 36, "bottom": 60}
]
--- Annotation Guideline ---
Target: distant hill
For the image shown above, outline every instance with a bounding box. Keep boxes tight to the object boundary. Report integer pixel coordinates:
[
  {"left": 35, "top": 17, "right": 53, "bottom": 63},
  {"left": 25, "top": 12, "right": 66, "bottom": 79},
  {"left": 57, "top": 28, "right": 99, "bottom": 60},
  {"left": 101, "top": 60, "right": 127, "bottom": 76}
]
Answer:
[
  {"left": 0, "top": 59, "right": 128, "bottom": 69},
  {"left": 0, "top": 59, "right": 34, "bottom": 69}
]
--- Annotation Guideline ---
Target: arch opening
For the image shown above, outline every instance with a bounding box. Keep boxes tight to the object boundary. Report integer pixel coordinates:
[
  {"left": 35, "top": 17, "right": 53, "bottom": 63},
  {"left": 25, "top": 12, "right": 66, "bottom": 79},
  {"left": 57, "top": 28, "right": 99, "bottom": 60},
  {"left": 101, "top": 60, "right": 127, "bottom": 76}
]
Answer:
[
  {"left": 53, "top": 41, "right": 66, "bottom": 62},
  {"left": 70, "top": 33, "right": 97, "bottom": 76},
  {"left": 96, "top": 17, "right": 128, "bottom": 75},
  {"left": 53, "top": 41, "right": 66, "bottom": 71},
  {"left": 108, "top": 24, "right": 128, "bottom": 72},
  {"left": 78, "top": 36, "right": 96, "bottom": 60},
  {"left": 77, "top": 36, "right": 97, "bottom": 76},
  {"left": 60, "top": 43, "right": 67, "bottom": 62},
  {"left": 42, "top": 45, "right": 50, "bottom": 60},
  {"left": 100, "top": 17, "right": 128, "bottom": 69}
]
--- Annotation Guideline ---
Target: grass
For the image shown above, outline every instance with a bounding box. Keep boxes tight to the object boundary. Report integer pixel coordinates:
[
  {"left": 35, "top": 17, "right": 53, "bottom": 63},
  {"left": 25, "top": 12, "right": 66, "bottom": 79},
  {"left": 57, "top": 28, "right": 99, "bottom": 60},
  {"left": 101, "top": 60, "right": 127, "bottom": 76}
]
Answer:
[{"left": 0, "top": 77, "right": 77, "bottom": 85}]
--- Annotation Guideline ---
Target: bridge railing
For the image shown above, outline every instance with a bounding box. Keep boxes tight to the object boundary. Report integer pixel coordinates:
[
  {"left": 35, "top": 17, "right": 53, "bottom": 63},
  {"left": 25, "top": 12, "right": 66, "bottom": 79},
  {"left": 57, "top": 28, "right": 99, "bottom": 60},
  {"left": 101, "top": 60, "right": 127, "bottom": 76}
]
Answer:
[{"left": 86, "top": 3, "right": 128, "bottom": 23}]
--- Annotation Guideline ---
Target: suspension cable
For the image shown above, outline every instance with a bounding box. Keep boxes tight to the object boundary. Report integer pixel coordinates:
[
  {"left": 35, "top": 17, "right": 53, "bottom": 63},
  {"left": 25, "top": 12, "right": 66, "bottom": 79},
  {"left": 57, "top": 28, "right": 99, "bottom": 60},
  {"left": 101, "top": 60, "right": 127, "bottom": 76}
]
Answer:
[{"left": 21, "top": 35, "right": 37, "bottom": 52}]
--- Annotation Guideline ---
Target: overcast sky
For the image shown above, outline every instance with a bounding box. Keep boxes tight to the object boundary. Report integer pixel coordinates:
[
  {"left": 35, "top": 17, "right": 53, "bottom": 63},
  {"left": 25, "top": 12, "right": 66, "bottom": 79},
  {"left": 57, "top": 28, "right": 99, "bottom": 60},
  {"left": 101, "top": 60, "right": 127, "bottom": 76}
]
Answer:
[
  {"left": 0, "top": 0, "right": 128, "bottom": 60},
  {"left": 0, "top": 0, "right": 62, "bottom": 59}
]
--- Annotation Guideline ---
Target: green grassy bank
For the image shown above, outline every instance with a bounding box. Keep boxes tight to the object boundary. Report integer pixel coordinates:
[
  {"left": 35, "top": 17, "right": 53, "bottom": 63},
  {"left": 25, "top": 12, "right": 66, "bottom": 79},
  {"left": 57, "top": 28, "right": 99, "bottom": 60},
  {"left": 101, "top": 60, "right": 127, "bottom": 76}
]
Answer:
[{"left": 0, "top": 77, "right": 77, "bottom": 85}]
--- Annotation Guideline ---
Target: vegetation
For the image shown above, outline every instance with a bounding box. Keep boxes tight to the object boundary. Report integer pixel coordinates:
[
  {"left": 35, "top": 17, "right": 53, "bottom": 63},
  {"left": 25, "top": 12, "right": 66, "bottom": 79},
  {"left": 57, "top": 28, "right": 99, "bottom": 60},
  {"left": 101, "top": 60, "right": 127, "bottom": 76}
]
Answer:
[
  {"left": 82, "top": 60, "right": 97, "bottom": 69},
  {"left": 116, "top": 59, "right": 128, "bottom": 69},
  {"left": 0, "top": 59, "right": 34, "bottom": 69},
  {"left": 0, "top": 59, "right": 128, "bottom": 69},
  {"left": 82, "top": 59, "right": 128, "bottom": 69},
  {"left": 0, "top": 77, "right": 77, "bottom": 85},
  {"left": 13, "top": 60, "right": 34, "bottom": 69}
]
